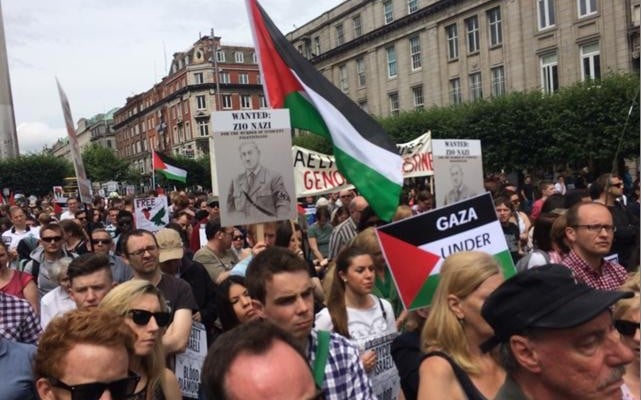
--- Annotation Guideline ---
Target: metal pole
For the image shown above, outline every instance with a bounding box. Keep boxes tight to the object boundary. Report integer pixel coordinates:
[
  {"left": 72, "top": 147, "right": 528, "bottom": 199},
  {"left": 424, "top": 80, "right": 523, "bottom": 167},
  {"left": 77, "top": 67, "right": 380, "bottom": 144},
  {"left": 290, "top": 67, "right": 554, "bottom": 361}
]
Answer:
[{"left": 211, "top": 28, "right": 222, "bottom": 111}]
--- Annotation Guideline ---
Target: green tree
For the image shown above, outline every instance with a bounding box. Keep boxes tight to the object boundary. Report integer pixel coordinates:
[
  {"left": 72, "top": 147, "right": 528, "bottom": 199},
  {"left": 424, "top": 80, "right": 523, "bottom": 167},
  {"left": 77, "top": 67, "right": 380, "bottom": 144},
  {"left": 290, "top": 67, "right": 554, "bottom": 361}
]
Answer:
[
  {"left": 0, "top": 154, "right": 72, "bottom": 196},
  {"left": 82, "top": 144, "right": 130, "bottom": 183}
]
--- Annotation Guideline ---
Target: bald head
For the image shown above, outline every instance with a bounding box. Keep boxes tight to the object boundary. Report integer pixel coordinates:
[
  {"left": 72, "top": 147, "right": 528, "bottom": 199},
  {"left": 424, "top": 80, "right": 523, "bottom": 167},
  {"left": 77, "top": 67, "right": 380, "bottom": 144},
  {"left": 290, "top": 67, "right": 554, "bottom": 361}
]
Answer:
[{"left": 349, "top": 196, "right": 368, "bottom": 223}]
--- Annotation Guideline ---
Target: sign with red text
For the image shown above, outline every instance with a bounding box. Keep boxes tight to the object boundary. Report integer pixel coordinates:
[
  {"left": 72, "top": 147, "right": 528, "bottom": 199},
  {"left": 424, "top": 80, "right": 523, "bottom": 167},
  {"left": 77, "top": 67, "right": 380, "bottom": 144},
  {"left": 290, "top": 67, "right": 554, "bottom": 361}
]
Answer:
[
  {"left": 293, "top": 132, "right": 433, "bottom": 196},
  {"left": 133, "top": 196, "right": 169, "bottom": 232}
]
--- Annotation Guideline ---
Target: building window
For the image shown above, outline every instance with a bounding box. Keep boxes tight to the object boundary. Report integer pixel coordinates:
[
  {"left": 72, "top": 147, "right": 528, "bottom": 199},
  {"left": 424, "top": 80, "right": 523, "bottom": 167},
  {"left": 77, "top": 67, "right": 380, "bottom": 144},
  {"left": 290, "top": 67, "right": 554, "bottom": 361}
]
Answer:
[
  {"left": 196, "top": 95, "right": 207, "bottom": 110},
  {"left": 239, "top": 73, "right": 249, "bottom": 84},
  {"left": 194, "top": 72, "right": 204, "bottom": 84},
  {"left": 353, "top": 15, "right": 362, "bottom": 37},
  {"left": 386, "top": 46, "right": 397, "bottom": 78},
  {"left": 412, "top": 86, "right": 424, "bottom": 109},
  {"left": 540, "top": 53, "right": 558, "bottom": 94},
  {"left": 491, "top": 66, "right": 505, "bottom": 96},
  {"left": 356, "top": 57, "right": 366, "bottom": 87},
  {"left": 241, "top": 95, "right": 252, "bottom": 109},
  {"left": 465, "top": 16, "right": 480, "bottom": 54},
  {"left": 383, "top": 0, "right": 394, "bottom": 24},
  {"left": 409, "top": 36, "right": 422, "bottom": 70},
  {"left": 538, "top": 0, "right": 556, "bottom": 30},
  {"left": 216, "top": 50, "right": 225, "bottom": 62},
  {"left": 580, "top": 42, "right": 600, "bottom": 80},
  {"left": 259, "top": 95, "right": 267, "bottom": 108},
  {"left": 445, "top": 24, "right": 459, "bottom": 60},
  {"left": 335, "top": 24, "right": 345, "bottom": 46},
  {"left": 197, "top": 120, "right": 209, "bottom": 137},
  {"left": 578, "top": 0, "right": 597, "bottom": 17},
  {"left": 408, "top": 0, "right": 419, "bottom": 14},
  {"left": 388, "top": 92, "right": 399, "bottom": 116},
  {"left": 339, "top": 64, "right": 349, "bottom": 92},
  {"left": 487, "top": 7, "right": 502, "bottom": 47},
  {"left": 313, "top": 36, "right": 321, "bottom": 56},
  {"left": 219, "top": 72, "right": 230, "bottom": 84},
  {"left": 235, "top": 52, "right": 244, "bottom": 63},
  {"left": 252, "top": 52, "right": 258, "bottom": 64},
  {"left": 256, "top": 74, "right": 261, "bottom": 84},
  {"left": 469, "top": 72, "right": 483, "bottom": 101},
  {"left": 222, "top": 94, "right": 233, "bottom": 109}
]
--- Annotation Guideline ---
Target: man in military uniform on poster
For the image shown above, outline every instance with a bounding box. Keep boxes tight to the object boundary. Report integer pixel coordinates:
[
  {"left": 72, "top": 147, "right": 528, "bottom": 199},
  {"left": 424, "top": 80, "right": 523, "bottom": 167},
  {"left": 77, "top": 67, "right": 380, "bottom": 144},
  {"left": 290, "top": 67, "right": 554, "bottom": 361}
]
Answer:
[{"left": 227, "top": 141, "right": 291, "bottom": 219}]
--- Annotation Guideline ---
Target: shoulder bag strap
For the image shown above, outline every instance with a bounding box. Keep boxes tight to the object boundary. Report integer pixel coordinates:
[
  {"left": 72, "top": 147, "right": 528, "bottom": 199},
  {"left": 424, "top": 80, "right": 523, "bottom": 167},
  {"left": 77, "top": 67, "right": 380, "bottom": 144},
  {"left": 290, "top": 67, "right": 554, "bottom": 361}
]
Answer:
[{"left": 313, "top": 330, "right": 330, "bottom": 388}]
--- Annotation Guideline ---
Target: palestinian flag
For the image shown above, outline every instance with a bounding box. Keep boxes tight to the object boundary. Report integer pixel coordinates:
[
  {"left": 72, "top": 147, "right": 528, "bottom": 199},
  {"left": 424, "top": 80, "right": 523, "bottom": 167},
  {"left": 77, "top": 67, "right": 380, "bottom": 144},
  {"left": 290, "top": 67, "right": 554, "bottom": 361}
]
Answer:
[
  {"left": 153, "top": 151, "right": 187, "bottom": 183},
  {"left": 246, "top": 0, "right": 403, "bottom": 221},
  {"left": 376, "top": 193, "right": 516, "bottom": 310}
]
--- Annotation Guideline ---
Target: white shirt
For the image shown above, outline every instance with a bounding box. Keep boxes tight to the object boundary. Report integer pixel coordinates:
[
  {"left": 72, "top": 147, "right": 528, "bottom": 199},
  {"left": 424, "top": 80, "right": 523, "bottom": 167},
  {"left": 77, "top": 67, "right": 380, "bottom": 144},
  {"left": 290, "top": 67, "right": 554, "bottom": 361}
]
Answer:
[{"left": 40, "top": 286, "right": 76, "bottom": 329}]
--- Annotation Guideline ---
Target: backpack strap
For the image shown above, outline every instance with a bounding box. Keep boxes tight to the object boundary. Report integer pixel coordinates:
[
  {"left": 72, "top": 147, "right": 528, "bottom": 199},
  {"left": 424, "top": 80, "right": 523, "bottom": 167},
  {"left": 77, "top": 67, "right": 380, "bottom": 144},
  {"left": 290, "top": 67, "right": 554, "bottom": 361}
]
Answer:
[{"left": 313, "top": 330, "right": 330, "bottom": 388}]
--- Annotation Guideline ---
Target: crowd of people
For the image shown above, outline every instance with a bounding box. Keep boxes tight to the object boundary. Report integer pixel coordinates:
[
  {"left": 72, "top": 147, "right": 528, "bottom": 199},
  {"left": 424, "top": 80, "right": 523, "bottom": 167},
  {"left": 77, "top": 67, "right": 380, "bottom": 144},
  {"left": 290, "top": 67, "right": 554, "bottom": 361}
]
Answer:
[{"left": 0, "top": 169, "right": 638, "bottom": 400}]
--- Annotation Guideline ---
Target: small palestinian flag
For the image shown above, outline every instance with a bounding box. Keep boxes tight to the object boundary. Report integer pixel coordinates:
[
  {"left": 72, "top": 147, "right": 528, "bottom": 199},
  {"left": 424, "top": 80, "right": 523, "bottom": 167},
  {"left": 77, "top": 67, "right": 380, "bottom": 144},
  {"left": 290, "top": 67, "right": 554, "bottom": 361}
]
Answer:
[
  {"left": 153, "top": 151, "right": 187, "bottom": 183},
  {"left": 376, "top": 193, "right": 516, "bottom": 310},
  {"left": 246, "top": 0, "right": 403, "bottom": 221}
]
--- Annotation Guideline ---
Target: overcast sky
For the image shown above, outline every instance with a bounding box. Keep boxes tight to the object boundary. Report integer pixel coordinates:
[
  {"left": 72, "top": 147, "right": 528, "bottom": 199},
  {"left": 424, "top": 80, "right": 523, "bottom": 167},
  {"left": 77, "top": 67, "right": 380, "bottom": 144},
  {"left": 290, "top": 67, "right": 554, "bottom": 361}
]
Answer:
[{"left": 3, "top": 0, "right": 344, "bottom": 154}]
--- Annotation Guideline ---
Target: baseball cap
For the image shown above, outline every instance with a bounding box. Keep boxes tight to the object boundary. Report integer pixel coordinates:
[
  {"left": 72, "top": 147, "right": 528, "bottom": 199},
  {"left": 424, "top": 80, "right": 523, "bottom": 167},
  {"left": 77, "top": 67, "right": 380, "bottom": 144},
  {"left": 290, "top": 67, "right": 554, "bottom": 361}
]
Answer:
[
  {"left": 316, "top": 197, "right": 329, "bottom": 208},
  {"left": 480, "top": 264, "right": 632, "bottom": 352},
  {"left": 154, "top": 228, "right": 184, "bottom": 263},
  {"left": 207, "top": 194, "right": 219, "bottom": 208}
]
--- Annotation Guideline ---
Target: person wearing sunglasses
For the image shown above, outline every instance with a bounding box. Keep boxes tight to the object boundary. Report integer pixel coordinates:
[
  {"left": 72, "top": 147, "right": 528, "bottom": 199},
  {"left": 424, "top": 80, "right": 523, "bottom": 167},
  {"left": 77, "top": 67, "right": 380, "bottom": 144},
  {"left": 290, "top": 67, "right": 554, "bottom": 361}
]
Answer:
[
  {"left": 100, "top": 280, "right": 181, "bottom": 400},
  {"left": 88, "top": 228, "right": 133, "bottom": 284},
  {"left": 561, "top": 202, "right": 628, "bottom": 291},
  {"left": 34, "top": 307, "right": 139, "bottom": 400},
  {"left": 614, "top": 272, "right": 640, "bottom": 400}
]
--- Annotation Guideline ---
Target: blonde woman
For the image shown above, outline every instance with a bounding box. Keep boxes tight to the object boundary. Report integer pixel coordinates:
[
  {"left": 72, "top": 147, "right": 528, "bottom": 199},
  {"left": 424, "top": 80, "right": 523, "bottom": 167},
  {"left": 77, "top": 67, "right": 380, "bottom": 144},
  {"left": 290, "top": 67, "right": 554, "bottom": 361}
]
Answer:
[
  {"left": 614, "top": 272, "right": 640, "bottom": 400},
  {"left": 418, "top": 251, "right": 506, "bottom": 400},
  {"left": 100, "top": 280, "right": 181, "bottom": 399}
]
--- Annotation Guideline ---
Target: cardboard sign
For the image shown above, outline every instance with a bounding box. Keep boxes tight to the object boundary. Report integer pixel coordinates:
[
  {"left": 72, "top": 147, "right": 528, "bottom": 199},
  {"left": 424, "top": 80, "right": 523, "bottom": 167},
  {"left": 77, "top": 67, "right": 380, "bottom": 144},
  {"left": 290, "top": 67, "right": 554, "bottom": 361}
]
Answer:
[
  {"left": 133, "top": 196, "right": 169, "bottom": 232},
  {"left": 174, "top": 322, "right": 207, "bottom": 398},
  {"left": 376, "top": 192, "right": 516, "bottom": 310},
  {"left": 432, "top": 139, "right": 484, "bottom": 208},
  {"left": 212, "top": 109, "right": 296, "bottom": 226}
]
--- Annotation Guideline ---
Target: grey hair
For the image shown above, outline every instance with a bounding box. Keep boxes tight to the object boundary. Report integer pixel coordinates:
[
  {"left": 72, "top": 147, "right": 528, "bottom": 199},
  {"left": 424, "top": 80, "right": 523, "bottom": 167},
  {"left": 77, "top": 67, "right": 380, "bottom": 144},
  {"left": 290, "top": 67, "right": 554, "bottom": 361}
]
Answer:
[{"left": 50, "top": 257, "right": 74, "bottom": 283}]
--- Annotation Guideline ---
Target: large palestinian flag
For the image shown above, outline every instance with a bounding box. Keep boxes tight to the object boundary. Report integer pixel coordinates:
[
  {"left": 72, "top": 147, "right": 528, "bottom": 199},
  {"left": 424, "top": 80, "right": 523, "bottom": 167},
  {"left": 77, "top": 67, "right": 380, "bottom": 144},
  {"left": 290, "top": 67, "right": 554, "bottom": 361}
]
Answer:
[
  {"left": 246, "top": 0, "right": 403, "bottom": 221},
  {"left": 153, "top": 151, "right": 187, "bottom": 183},
  {"left": 376, "top": 193, "right": 516, "bottom": 310}
]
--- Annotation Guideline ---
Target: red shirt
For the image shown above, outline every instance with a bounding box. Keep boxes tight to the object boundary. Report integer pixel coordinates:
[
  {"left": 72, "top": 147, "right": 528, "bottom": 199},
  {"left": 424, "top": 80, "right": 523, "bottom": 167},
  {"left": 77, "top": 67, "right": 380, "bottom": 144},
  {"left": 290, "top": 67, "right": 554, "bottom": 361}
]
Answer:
[
  {"left": 0, "top": 270, "right": 33, "bottom": 299},
  {"left": 561, "top": 250, "right": 628, "bottom": 291}
]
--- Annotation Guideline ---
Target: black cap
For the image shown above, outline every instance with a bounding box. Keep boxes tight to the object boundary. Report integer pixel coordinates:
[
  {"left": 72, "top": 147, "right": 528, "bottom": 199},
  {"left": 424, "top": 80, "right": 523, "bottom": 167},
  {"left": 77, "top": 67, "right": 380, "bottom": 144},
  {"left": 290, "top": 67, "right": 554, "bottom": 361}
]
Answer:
[{"left": 480, "top": 264, "right": 632, "bottom": 352}]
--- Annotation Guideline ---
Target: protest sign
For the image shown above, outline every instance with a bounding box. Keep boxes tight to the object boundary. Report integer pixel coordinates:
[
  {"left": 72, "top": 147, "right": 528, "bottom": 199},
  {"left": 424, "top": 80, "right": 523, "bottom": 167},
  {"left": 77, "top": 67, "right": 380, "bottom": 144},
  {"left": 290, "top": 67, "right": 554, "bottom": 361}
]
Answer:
[
  {"left": 292, "top": 132, "right": 433, "bottom": 197},
  {"left": 376, "top": 192, "right": 516, "bottom": 310},
  {"left": 363, "top": 332, "right": 401, "bottom": 400},
  {"left": 432, "top": 139, "right": 484, "bottom": 208},
  {"left": 212, "top": 109, "right": 296, "bottom": 226},
  {"left": 175, "top": 322, "right": 207, "bottom": 398},
  {"left": 133, "top": 196, "right": 168, "bottom": 232}
]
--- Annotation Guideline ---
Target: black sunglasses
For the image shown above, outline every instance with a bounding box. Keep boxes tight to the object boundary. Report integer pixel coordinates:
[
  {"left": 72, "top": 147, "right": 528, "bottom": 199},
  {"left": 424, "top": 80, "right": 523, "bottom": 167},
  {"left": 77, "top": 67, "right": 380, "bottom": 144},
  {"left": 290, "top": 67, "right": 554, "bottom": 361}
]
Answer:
[
  {"left": 41, "top": 236, "right": 63, "bottom": 243},
  {"left": 48, "top": 372, "right": 139, "bottom": 400},
  {"left": 128, "top": 309, "right": 172, "bottom": 327},
  {"left": 91, "top": 239, "right": 112, "bottom": 245},
  {"left": 615, "top": 319, "right": 639, "bottom": 337}
]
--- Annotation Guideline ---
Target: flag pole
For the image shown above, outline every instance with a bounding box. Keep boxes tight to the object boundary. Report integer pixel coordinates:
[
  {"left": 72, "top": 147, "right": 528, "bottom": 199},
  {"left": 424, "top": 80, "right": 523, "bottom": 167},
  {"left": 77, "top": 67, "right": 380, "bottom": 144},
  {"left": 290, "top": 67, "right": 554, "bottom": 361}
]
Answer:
[{"left": 151, "top": 150, "right": 156, "bottom": 190}]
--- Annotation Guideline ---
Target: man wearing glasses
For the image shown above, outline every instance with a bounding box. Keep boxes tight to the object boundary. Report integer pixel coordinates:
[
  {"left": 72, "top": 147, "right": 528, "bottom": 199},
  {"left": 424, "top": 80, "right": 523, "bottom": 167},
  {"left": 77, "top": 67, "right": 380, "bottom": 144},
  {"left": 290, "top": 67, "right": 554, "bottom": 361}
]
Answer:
[
  {"left": 122, "top": 229, "right": 198, "bottom": 355},
  {"left": 34, "top": 308, "right": 139, "bottom": 400},
  {"left": 88, "top": 228, "right": 132, "bottom": 283},
  {"left": 25, "top": 223, "right": 76, "bottom": 298},
  {"left": 562, "top": 202, "right": 628, "bottom": 290}
]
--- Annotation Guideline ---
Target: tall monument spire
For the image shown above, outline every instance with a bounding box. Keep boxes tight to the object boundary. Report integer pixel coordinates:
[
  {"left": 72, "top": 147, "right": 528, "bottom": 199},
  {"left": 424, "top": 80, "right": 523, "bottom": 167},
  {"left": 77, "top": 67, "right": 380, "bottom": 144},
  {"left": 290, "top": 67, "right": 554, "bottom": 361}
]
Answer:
[{"left": 0, "top": 1, "right": 19, "bottom": 159}]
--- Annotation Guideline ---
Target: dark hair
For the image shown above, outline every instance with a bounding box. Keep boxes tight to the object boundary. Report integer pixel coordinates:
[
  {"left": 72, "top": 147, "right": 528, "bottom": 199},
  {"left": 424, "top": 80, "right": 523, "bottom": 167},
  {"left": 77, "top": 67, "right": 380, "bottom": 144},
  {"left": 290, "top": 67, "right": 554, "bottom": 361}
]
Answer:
[
  {"left": 315, "top": 206, "right": 330, "bottom": 222},
  {"left": 40, "top": 223, "right": 63, "bottom": 236},
  {"left": 357, "top": 206, "right": 382, "bottom": 232},
  {"left": 246, "top": 247, "right": 309, "bottom": 303},
  {"left": 541, "top": 193, "right": 566, "bottom": 214},
  {"left": 493, "top": 196, "right": 513, "bottom": 211},
  {"left": 205, "top": 219, "right": 223, "bottom": 241},
  {"left": 274, "top": 221, "right": 300, "bottom": 248},
  {"left": 67, "top": 253, "right": 113, "bottom": 284},
  {"left": 121, "top": 229, "right": 158, "bottom": 257},
  {"left": 60, "top": 219, "right": 86, "bottom": 239},
  {"left": 327, "top": 245, "right": 372, "bottom": 338},
  {"left": 74, "top": 209, "right": 87, "bottom": 218},
  {"left": 201, "top": 319, "right": 306, "bottom": 400},
  {"left": 331, "top": 205, "right": 348, "bottom": 226},
  {"left": 532, "top": 213, "right": 558, "bottom": 252},
  {"left": 164, "top": 222, "right": 188, "bottom": 247},
  {"left": 216, "top": 275, "right": 249, "bottom": 331}
]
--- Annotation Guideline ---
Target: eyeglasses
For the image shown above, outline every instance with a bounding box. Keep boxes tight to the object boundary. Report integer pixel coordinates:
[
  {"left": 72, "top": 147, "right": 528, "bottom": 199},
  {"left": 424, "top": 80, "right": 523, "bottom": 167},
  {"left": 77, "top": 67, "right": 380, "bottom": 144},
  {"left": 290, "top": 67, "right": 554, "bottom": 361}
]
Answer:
[
  {"left": 48, "top": 373, "right": 140, "bottom": 400},
  {"left": 571, "top": 224, "right": 616, "bottom": 233},
  {"left": 615, "top": 319, "right": 639, "bottom": 337},
  {"left": 233, "top": 236, "right": 244, "bottom": 241},
  {"left": 128, "top": 309, "right": 172, "bottom": 327},
  {"left": 128, "top": 245, "right": 158, "bottom": 257},
  {"left": 41, "top": 236, "right": 63, "bottom": 243},
  {"left": 91, "top": 239, "right": 112, "bottom": 245}
]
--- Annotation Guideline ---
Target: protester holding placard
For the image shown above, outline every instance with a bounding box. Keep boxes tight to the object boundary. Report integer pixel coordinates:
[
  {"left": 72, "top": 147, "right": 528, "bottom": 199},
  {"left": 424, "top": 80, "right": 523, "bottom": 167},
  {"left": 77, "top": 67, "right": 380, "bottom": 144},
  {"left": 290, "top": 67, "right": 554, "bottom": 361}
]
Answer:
[
  {"left": 100, "top": 280, "right": 182, "bottom": 400},
  {"left": 316, "top": 245, "right": 401, "bottom": 400},
  {"left": 418, "top": 251, "right": 505, "bottom": 400}
]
